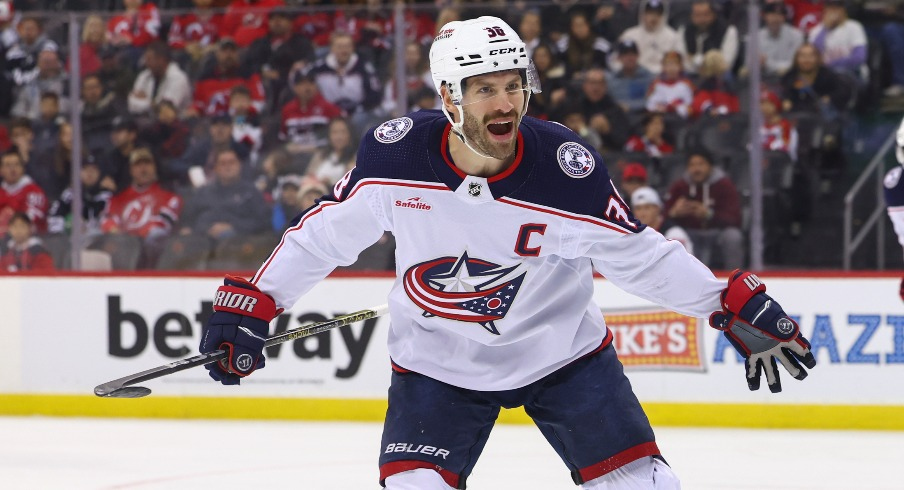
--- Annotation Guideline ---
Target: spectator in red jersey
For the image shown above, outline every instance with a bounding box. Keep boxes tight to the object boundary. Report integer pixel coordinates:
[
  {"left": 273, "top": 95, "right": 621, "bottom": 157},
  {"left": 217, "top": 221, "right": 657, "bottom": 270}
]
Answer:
[
  {"left": 0, "top": 212, "right": 54, "bottom": 272},
  {"left": 222, "top": 0, "right": 285, "bottom": 48},
  {"left": 665, "top": 149, "right": 743, "bottom": 269},
  {"left": 101, "top": 148, "right": 181, "bottom": 266},
  {"left": 625, "top": 112, "right": 674, "bottom": 157},
  {"left": 306, "top": 32, "right": 381, "bottom": 125},
  {"left": 167, "top": 0, "right": 223, "bottom": 68},
  {"left": 292, "top": 0, "right": 334, "bottom": 49},
  {"left": 279, "top": 69, "right": 343, "bottom": 168},
  {"left": 179, "top": 148, "right": 270, "bottom": 241},
  {"left": 0, "top": 149, "right": 48, "bottom": 235},
  {"left": 73, "top": 15, "right": 106, "bottom": 78},
  {"left": 786, "top": 0, "right": 824, "bottom": 34},
  {"left": 192, "top": 37, "right": 266, "bottom": 117},
  {"left": 128, "top": 41, "right": 192, "bottom": 118},
  {"left": 106, "top": 0, "right": 161, "bottom": 64},
  {"left": 646, "top": 51, "right": 694, "bottom": 119},
  {"left": 760, "top": 90, "right": 799, "bottom": 161},
  {"left": 243, "top": 8, "right": 315, "bottom": 112},
  {"left": 690, "top": 50, "right": 739, "bottom": 119}
]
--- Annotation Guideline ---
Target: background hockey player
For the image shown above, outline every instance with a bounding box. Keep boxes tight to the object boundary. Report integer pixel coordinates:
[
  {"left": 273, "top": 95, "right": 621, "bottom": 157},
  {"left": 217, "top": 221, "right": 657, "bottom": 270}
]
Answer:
[
  {"left": 199, "top": 16, "right": 817, "bottom": 490},
  {"left": 883, "top": 116, "right": 904, "bottom": 302}
]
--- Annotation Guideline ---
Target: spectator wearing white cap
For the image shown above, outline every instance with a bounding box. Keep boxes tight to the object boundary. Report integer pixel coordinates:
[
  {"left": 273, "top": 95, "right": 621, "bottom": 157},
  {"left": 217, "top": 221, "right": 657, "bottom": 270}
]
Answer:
[{"left": 631, "top": 185, "right": 694, "bottom": 254}]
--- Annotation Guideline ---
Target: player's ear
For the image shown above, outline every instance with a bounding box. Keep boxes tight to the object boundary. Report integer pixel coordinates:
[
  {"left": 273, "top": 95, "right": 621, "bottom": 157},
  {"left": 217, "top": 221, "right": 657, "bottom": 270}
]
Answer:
[{"left": 440, "top": 84, "right": 458, "bottom": 121}]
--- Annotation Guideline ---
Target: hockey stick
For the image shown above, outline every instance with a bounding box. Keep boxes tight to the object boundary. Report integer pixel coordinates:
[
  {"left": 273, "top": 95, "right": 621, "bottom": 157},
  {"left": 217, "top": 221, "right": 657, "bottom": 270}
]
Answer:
[{"left": 94, "top": 304, "right": 390, "bottom": 399}]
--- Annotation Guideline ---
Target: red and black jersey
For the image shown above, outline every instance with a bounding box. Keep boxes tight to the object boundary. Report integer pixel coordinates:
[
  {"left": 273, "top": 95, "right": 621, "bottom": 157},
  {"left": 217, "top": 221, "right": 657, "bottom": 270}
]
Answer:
[
  {"left": 101, "top": 183, "right": 182, "bottom": 238},
  {"left": 279, "top": 95, "right": 343, "bottom": 147},
  {"left": 167, "top": 12, "right": 224, "bottom": 50},
  {"left": 0, "top": 237, "right": 54, "bottom": 272},
  {"left": 221, "top": 0, "right": 284, "bottom": 47},
  {"left": 193, "top": 65, "right": 266, "bottom": 116},
  {"left": 0, "top": 176, "right": 48, "bottom": 234},
  {"left": 107, "top": 3, "right": 161, "bottom": 48},
  {"left": 624, "top": 136, "right": 674, "bottom": 157}
]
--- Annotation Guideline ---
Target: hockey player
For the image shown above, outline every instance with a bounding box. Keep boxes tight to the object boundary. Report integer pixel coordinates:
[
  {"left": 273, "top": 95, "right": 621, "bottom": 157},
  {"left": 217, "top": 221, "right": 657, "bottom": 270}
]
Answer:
[
  {"left": 883, "top": 117, "right": 904, "bottom": 301},
  {"left": 199, "top": 17, "right": 816, "bottom": 489}
]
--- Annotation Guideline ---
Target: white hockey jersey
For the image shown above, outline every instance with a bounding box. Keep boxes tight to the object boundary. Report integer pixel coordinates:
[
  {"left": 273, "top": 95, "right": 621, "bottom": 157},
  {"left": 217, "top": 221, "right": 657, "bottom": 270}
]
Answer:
[{"left": 253, "top": 110, "right": 722, "bottom": 391}]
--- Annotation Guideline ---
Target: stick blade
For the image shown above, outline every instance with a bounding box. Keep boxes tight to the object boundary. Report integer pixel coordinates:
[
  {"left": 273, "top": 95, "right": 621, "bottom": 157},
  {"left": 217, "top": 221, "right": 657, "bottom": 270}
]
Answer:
[{"left": 94, "top": 385, "right": 152, "bottom": 398}]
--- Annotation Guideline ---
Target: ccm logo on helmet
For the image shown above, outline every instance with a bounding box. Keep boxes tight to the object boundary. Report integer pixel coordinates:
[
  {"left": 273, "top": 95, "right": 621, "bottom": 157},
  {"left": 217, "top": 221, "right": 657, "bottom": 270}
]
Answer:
[
  {"left": 489, "top": 47, "right": 518, "bottom": 55},
  {"left": 214, "top": 291, "right": 258, "bottom": 313}
]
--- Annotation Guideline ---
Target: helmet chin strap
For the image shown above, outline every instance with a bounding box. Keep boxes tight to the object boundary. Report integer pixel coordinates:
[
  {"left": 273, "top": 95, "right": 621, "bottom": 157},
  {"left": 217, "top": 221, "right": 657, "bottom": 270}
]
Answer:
[{"left": 442, "top": 91, "right": 532, "bottom": 162}]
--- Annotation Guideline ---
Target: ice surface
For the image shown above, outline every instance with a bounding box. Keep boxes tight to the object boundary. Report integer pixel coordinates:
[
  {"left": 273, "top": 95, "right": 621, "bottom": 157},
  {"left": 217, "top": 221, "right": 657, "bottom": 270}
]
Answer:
[{"left": 1, "top": 417, "right": 901, "bottom": 489}]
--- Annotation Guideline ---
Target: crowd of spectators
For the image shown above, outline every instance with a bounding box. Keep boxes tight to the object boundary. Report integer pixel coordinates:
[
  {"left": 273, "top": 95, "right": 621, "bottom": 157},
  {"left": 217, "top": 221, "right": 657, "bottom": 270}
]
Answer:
[{"left": 0, "top": 0, "right": 899, "bottom": 272}]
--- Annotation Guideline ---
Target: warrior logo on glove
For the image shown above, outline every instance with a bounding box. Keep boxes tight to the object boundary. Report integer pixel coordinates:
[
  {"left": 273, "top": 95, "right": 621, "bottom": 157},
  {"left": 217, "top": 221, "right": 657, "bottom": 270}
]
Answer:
[
  {"left": 709, "top": 270, "right": 817, "bottom": 393},
  {"left": 200, "top": 275, "right": 281, "bottom": 385}
]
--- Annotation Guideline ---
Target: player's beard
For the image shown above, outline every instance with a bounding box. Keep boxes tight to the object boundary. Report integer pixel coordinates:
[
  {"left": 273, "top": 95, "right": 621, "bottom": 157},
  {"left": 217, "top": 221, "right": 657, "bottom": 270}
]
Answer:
[{"left": 461, "top": 107, "right": 521, "bottom": 161}]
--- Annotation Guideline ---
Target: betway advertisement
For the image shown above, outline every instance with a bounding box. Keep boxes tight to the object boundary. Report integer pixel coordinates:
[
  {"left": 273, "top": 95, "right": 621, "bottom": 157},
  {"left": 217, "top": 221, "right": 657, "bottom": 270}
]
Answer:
[{"left": 1, "top": 275, "right": 903, "bottom": 404}]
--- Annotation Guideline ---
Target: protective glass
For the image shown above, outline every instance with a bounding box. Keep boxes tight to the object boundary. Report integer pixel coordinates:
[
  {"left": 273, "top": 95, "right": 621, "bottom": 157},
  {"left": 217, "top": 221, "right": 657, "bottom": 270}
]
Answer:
[{"left": 457, "top": 61, "right": 543, "bottom": 107}]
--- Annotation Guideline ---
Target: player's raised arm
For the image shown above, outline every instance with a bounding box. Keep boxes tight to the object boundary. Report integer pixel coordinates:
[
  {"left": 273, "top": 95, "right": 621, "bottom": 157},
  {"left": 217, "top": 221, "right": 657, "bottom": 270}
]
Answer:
[{"left": 586, "top": 175, "right": 815, "bottom": 392}]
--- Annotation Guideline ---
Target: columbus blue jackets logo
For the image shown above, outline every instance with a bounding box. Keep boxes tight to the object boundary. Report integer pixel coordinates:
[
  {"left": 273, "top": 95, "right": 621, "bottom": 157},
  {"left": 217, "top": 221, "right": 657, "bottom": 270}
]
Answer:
[
  {"left": 557, "top": 142, "right": 595, "bottom": 178},
  {"left": 374, "top": 117, "right": 414, "bottom": 144},
  {"left": 403, "top": 252, "right": 526, "bottom": 335}
]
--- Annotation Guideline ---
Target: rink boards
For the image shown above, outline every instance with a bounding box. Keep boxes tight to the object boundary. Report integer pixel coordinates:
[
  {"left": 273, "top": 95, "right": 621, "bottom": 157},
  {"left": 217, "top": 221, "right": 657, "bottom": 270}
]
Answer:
[{"left": 1, "top": 272, "right": 903, "bottom": 430}]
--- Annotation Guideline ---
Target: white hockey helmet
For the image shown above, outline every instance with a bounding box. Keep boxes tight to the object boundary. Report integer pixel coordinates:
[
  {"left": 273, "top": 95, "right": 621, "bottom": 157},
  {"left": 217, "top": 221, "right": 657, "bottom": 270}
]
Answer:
[
  {"left": 897, "top": 115, "right": 904, "bottom": 165},
  {"left": 429, "top": 16, "right": 541, "bottom": 143}
]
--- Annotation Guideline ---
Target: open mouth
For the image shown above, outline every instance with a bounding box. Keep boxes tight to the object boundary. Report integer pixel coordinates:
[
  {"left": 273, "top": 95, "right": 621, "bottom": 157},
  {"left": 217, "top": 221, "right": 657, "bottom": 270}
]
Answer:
[{"left": 487, "top": 121, "right": 514, "bottom": 137}]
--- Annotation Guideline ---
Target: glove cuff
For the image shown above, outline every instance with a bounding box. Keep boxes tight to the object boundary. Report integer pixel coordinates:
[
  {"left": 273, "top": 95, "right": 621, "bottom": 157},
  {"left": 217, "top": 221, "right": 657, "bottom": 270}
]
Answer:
[
  {"left": 723, "top": 269, "right": 766, "bottom": 313},
  {"left": 213, "top": 276, "right": 278, "bottom": 321}
]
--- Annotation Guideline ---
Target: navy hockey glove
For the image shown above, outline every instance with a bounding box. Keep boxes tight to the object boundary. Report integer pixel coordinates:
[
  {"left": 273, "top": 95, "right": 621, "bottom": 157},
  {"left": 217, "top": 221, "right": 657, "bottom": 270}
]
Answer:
[
  {"left": 709, "top": 270, "right": 816, "bottom": 393},
  {"left": 200, "top": 275, "right": 280, "bottom": 385}
]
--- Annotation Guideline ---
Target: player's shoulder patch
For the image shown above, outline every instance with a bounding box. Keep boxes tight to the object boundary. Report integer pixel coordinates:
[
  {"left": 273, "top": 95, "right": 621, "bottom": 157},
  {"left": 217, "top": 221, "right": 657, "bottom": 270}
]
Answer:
[
  {"left": 885, "top": 166, "right": 903, "bottom": 189},
  {"left": 374, "top": 116, "right": 414, "bottom": 144},
  {"left": 556, "top": 141, "right": 595, "bottom": 179}
]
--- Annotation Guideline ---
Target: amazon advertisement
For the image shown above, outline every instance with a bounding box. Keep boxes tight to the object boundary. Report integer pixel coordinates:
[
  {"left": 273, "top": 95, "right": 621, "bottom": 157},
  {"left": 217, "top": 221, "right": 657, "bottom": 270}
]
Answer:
[{"left": 1, "top": 275, "right": 903, "bottom": 405}]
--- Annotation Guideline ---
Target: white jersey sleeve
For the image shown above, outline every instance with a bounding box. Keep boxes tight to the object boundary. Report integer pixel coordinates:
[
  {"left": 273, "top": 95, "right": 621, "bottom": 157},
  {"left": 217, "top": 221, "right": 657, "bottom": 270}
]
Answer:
[{"left": 252, "top": 174, "right": 390, "bottom": 309}]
